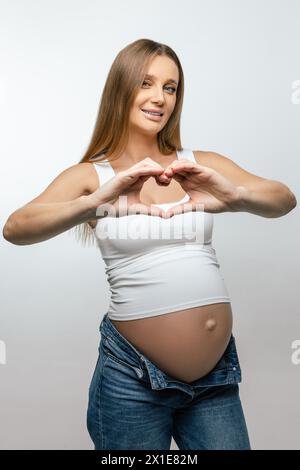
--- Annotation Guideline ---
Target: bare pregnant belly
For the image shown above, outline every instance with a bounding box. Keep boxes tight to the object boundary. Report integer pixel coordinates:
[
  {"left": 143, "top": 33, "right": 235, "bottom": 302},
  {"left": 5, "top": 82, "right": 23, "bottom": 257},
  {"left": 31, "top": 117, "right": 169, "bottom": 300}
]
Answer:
[{"left": 110, "top": 302, "right": 233, "bottom": 384}]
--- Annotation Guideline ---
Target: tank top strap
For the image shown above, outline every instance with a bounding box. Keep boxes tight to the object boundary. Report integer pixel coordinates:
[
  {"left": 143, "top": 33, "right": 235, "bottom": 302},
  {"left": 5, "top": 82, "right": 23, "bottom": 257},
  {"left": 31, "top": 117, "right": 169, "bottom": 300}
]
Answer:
[
  {"left": 177, "top": 148, "right": 196, "bottom": 163},
  {"left": 90, "top": 159, "right": 115, "bottom": 186}
]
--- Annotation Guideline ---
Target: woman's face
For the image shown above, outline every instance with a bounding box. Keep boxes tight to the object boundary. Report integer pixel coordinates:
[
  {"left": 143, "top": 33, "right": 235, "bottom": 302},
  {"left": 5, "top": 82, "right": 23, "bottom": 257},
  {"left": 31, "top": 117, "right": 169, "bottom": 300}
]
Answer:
[{"left": 129, "top": 55, "right": 179, "bottom": 135}]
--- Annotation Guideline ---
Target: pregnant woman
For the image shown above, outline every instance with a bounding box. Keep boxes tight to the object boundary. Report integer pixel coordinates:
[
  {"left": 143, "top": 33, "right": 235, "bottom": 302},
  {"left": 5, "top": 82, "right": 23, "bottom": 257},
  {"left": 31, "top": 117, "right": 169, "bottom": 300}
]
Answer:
[{"left": 3, "top": 39, "right": 297, "bottom": 450}]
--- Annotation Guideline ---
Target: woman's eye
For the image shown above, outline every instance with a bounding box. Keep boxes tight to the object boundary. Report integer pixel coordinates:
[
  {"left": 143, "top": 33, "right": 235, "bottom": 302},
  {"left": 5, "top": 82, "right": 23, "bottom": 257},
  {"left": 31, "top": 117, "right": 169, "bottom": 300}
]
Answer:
[{"left": 142, "top": 81, "right": 176, "bottom": 93}]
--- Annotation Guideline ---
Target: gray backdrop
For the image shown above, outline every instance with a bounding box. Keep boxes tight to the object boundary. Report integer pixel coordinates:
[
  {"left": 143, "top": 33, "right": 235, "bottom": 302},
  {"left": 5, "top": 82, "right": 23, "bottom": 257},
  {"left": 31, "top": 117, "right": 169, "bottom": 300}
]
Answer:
[{"left": 1, "top": 0, "right": 299, "bottom": 450}]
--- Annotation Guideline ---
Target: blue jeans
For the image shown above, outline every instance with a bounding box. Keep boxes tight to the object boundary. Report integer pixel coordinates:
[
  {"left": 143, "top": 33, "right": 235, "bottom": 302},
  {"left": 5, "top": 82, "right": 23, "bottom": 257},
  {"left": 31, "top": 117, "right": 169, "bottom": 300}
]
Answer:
[{"left": 87, "top": 312, "right": 251, "bottom": 450}]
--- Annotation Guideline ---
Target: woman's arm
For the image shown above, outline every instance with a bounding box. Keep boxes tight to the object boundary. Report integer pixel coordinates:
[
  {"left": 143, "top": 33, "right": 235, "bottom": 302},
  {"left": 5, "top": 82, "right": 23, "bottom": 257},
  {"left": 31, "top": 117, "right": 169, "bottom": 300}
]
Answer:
[
  {"left": 2, "top": 163, "right": 98, "bottom": 245},
  {"left": 3, "top": 157, "right": 170, "bottom": 244},
  {"left": 231, "top": 181, "right": 297, "bottom": 218},
  {"left": 194, "top": 150, "right": 297, "bottom": 218},
  {"left": 3, "top": 196, "right": 96, "bottom": 245}
]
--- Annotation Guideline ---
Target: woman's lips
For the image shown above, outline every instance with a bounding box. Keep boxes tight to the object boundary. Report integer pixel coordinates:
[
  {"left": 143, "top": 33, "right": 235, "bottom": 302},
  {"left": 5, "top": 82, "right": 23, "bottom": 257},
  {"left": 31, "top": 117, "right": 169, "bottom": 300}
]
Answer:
[{"left": 140, "top": 109, "right": 163, "bottom": 121}]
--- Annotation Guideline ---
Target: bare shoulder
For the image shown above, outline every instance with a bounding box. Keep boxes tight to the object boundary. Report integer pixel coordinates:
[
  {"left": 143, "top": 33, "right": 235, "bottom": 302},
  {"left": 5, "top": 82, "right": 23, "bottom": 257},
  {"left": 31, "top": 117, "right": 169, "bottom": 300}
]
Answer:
[
  {"left": 82, "top": 161, "right": 101, "bottom": 194},
  {"left": 25, "top": 161, "right": 99, "bottom": 207},
  {"left": 82, "top": 161, "right": 102, "bottom": 229},
  {"left": 67, "top": 162, "right": 100, "bottom": 229},
  {"left": 192, "top": 149, "right": 231, "bottom": 170},
  {"left": 62, "top": 161, "right": 100, "bottom": 195},
  {"left": 60, "top": 161, "right": 100, "bottom": 195},
  {"left": 73, "top": 161, "right": 99, "bottom": 193}
]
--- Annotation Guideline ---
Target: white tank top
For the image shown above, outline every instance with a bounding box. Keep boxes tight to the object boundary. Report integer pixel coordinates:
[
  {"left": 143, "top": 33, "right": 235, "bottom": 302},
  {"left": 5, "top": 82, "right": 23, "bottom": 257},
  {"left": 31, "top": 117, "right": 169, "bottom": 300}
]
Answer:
[{"left": 91, "top": 148, "right": 231, "bottom": 320}]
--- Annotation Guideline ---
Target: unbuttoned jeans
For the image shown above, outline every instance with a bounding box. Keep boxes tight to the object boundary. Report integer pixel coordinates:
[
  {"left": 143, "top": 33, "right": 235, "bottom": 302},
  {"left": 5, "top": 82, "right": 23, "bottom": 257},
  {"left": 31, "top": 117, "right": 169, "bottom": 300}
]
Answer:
[{"left": 86, "top": 312, "right": 251, "bottom": 450}]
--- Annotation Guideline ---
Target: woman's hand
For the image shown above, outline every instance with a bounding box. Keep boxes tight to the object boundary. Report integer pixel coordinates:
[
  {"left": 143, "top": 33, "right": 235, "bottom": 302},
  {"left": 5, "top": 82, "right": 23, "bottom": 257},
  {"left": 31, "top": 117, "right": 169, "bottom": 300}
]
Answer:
[
  {"left": 88, "top": 158, "right": 171, "bottom": 219},
  {"left": 162, "top": 159, "right": 241, "bottom": 216}
]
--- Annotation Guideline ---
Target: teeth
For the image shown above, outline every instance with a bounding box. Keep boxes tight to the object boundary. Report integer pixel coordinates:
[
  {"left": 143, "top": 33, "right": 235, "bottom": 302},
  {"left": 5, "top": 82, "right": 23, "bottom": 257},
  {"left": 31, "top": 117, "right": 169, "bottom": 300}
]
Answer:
[{"left": 143, "top": 110, "right": 161, "bottom": 116}]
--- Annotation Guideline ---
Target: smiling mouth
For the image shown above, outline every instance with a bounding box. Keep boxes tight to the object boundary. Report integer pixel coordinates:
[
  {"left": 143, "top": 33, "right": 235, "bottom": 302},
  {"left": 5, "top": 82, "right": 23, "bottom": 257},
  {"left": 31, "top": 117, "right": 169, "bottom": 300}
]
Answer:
[
  {"left": 140, "top": 109, "right": 164, "bottom": 121},
  {"left": 141, "top": 108, "right": 164, "bottom": 116}
]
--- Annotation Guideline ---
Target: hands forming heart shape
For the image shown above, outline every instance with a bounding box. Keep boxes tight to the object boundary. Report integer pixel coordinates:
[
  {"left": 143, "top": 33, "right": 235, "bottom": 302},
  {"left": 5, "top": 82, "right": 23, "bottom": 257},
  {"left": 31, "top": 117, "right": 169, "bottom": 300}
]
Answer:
[{"left": 93, "top": 157, "right": 242, "bottom": 219}]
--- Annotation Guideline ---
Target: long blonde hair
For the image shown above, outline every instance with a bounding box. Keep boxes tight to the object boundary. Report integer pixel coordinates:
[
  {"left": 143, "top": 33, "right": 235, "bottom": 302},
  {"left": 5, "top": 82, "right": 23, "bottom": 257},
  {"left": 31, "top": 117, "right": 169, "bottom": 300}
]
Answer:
[{"left": 72, "top": 38, "right": 185, "bottom": 246}]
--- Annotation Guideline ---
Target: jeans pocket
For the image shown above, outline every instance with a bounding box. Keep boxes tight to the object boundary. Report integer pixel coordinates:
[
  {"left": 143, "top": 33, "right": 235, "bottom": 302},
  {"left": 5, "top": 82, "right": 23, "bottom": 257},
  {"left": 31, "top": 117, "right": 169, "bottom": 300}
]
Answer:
[{"left": 101, "top": 336, "right": 144, "bottom": 379}]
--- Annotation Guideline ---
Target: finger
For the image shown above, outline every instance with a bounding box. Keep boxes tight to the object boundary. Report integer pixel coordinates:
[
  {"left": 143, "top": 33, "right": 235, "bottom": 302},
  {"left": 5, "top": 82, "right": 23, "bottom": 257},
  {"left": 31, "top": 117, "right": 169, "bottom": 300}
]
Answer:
[
  {"left": 127, "top": 203, "right": 167, "bottom": 218},
  {"left": 144, "top": 159, "right": 173, "bottom": 180},
  {"left": 173, "top": 164, "right": 212, "bottom": 178},
  {"left": 171, "top": 172, "right": 186, "bottom": 184},
  {"left": 139, "top": 175, "right": 152, "bottom": 183},
  {"left": 140, "top": 160, "right": 173, "bottom": 184},
  {"left": 143, "top": 157, "right": 164, "bottom": 169},
  {"left": 142, "top": 166, "right": 172, "bottom": 186},
  {"left": 150, "top": 206, "right": 168, "bottom": 218},
  {"left": 140, "top": 165, "right": 165, "bottom": 176},
  {"left": 164, "top": 161, "right": 195, "bottom": 174},
  {"left": 165, "top": 201, "right": 195, "bottom": 217},
  {"left": 126, "top": 166, "right": 165, "bottom": 181},
  {"left": 146, "top": 161, "right": 172, "bottom": 183},
  {"left": 155, "top": 174, "right": 172, "bottom": 185}
]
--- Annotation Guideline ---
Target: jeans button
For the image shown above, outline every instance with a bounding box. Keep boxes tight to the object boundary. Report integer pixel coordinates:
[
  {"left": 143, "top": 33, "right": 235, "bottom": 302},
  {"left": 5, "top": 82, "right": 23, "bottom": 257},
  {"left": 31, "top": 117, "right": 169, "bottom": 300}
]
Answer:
[{"left": 135, "top": 368, "right": 144, "bottom": 379}]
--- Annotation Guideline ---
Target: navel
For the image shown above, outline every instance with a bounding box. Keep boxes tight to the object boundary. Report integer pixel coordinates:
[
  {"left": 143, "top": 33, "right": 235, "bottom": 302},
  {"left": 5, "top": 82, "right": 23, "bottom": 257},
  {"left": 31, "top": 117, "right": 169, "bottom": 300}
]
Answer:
[{"left": 205, "top": 318, "right": 217, "bottom": 331}]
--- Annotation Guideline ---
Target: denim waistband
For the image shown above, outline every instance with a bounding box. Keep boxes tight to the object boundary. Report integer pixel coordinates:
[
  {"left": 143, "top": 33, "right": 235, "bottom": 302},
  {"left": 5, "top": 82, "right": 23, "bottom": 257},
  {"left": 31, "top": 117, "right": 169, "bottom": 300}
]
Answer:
[{"left": 99, "top": 312, "right": 242, "bottom": 393}]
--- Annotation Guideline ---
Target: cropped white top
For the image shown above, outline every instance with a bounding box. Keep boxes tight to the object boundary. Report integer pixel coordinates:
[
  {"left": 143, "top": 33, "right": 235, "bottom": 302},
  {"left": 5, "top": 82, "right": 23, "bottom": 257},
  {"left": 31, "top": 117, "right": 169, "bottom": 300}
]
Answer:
[{"left": 91, "top": 148, "right": 231, "bottom": 321}]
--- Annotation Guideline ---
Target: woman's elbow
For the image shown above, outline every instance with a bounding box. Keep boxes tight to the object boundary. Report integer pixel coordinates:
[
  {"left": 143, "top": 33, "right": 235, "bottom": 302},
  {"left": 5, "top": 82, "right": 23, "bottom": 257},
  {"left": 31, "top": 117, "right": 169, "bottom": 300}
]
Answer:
[
  {"left": 2, "top": 217, "right": 25, "bottom": 245},
  {"left": 289, "top": 191, "right": 297, "bottom": 211}
]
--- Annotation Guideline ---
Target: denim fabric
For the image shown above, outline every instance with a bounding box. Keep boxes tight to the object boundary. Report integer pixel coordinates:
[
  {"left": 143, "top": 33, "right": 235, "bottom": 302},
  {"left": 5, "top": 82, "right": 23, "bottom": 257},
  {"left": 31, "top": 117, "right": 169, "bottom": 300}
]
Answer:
[{"left": 87, "top": 312, "right": 251, "bottom": 450}]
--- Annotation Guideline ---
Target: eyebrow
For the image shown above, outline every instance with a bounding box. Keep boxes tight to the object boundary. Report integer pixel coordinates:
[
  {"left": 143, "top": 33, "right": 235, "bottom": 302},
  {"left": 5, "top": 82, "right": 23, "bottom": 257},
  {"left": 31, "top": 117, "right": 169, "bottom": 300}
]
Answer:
[{"left": 144, "top": 74, "right": 178, "bottom": 85}]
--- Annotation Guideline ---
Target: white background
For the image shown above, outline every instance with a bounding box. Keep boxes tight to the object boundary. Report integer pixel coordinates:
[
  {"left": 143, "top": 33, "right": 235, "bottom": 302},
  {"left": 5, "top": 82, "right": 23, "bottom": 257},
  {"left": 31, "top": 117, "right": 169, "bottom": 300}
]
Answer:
[{"left": 1, "top": 0, "right": 299, "bottom": 449}]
